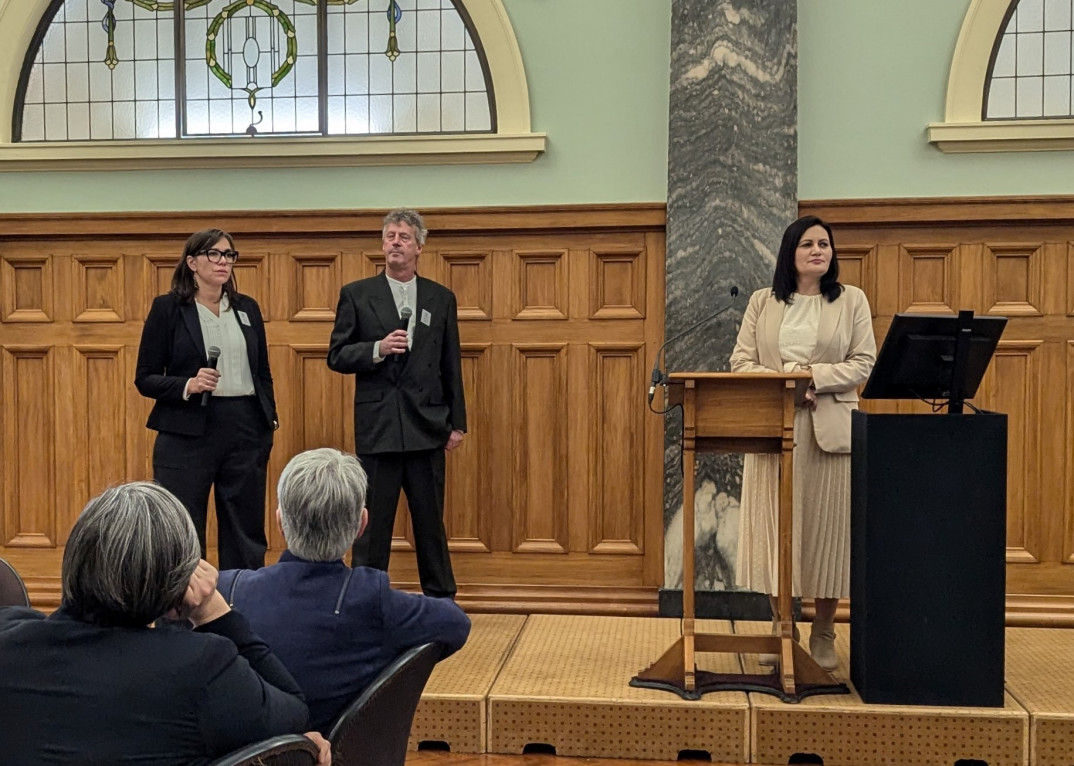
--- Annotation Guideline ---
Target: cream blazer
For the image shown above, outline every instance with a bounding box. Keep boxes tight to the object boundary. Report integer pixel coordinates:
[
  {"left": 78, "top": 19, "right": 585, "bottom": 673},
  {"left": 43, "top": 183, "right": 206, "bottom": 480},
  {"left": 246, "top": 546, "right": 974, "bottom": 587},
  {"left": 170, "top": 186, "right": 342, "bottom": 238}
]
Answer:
[{"left": 729, "top": 285, "right": 877, "bottom": 453}]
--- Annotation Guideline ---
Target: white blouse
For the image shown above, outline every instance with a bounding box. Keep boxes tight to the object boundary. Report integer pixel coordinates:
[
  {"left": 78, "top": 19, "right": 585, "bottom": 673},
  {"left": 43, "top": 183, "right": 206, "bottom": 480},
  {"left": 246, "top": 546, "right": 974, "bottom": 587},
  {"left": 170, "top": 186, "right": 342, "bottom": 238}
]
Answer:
[
  {"left": 777, "top": 293, "right": 823, "bottom": 372},
  {"left": 194, "top": 293, "right": 256, "bottom": 397}
]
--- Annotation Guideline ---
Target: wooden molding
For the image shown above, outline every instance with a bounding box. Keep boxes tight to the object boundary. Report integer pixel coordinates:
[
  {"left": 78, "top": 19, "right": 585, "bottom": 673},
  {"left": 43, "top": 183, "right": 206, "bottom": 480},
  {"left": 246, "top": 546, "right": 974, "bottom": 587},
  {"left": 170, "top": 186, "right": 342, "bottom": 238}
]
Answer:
[{"left": 801, "top": 195, "right": 1074, "bottom": 226}]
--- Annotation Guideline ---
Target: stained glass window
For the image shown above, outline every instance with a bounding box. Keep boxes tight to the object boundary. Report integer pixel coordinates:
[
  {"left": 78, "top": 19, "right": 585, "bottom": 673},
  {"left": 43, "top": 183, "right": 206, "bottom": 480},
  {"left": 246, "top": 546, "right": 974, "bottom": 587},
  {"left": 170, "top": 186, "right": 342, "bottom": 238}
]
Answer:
[
  {"left": 985, "top": 0, "right": 1074, "bottom": 118},
  {"left": 16, "top": 0, "right": 494, "bottom": 141}
]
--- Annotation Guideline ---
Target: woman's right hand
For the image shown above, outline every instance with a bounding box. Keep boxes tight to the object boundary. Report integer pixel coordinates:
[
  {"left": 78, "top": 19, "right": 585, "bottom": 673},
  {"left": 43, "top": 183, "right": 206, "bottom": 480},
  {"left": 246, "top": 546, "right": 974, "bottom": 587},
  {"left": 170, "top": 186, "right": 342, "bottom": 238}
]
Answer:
[{"left": 187, "top": 367, "right": 221, "bottom": 395}]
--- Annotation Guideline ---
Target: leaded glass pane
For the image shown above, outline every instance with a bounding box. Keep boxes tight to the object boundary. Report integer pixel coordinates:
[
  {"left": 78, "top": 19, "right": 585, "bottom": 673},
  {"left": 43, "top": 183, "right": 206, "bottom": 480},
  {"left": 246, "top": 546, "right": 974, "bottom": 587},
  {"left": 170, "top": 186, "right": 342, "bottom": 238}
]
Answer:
[
  {"left": 986, "top": 0, "right": 1074, "bottom": 118},
  {"left": 17, "top": 0, "right": 494, "bottom": 141}
]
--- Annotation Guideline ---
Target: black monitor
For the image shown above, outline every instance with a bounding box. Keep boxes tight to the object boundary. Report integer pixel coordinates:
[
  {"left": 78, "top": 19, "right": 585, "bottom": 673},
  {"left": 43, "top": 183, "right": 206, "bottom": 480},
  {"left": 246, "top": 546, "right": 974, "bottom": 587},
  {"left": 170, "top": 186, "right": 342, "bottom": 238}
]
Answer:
[{"left": 862, "top": 310, "right": 1006, "bottom": 412}]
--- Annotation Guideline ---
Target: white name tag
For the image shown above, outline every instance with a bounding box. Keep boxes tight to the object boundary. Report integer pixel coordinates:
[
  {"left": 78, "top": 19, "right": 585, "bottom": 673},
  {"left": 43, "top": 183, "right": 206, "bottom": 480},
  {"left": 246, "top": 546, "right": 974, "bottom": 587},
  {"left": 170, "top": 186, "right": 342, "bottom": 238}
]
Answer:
[
  {"left": 237, "top": 310, "right": 251, "bottom": 326},
  {"left": 421, "top": 309, "right": 432, "bottom": 326}
]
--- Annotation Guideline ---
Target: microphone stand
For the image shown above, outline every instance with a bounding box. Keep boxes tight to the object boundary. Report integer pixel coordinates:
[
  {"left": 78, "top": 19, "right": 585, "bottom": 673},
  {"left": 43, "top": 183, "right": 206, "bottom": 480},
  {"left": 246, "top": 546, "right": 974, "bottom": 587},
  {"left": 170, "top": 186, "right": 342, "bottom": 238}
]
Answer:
[{"left": 648, "top": 286, "right": 740, "bottom": 410}]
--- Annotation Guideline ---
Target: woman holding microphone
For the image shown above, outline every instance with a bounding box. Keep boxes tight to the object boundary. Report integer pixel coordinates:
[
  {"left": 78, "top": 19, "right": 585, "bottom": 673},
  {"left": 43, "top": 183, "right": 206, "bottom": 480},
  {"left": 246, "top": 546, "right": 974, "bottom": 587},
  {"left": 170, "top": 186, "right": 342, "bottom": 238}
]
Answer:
[{"left": 136, "top": 228, "right": 277, "bottom": 569}]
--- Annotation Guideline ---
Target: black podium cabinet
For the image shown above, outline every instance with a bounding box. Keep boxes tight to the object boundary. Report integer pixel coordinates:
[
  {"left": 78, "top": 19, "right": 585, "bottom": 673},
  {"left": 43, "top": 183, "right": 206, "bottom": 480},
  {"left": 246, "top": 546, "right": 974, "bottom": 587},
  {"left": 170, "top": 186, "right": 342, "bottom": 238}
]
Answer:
[{"left": 850, "top": 411, "right": 1007, "bottom": 707}]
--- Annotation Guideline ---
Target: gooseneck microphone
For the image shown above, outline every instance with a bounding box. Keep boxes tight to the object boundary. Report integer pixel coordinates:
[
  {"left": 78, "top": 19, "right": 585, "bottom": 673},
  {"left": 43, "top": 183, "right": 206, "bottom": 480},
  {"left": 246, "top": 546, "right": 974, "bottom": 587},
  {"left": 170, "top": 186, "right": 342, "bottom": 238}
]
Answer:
[
  {"left": 201, "top": 346, "right": 221, "bottom": 407},
  {"left": 647, "top": 285, "right": 740, "bottom": 405}
]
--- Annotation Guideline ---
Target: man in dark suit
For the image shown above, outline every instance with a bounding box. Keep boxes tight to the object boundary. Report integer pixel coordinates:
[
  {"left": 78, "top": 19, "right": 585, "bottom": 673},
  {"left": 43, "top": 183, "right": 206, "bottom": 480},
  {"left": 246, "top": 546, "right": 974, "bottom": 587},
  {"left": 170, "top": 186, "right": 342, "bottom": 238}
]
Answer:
[
  {"left": 218, "top": 448, "right": 471, "bottom": 734},
  {"left": 328, "top": 208, "right": 466, "bottom": 598}
]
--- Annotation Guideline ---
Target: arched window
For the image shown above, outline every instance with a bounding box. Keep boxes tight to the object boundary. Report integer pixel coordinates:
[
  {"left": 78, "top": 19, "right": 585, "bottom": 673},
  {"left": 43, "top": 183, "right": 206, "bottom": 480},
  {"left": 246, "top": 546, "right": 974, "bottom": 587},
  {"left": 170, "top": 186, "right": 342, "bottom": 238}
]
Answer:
[
  {"left": 17, "top": 0, "right": 492, "bottom": 141},
  {"left": 0, "top": 0, "right": 543, "bottom": 168},
  {"left": 984, "top": 0, "right": 1074, "bottom": 119},
  {"left": 929, "top": 0, "right": 1074, "bottom": 151}
]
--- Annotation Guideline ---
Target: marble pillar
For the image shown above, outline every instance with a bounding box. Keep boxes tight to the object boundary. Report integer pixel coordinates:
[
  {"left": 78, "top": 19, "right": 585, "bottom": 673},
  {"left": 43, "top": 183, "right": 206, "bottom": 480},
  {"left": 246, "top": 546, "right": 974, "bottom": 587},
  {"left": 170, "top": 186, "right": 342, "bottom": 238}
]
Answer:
[{"left": 662, "top": 1, "right": 797, "bottom": 603}]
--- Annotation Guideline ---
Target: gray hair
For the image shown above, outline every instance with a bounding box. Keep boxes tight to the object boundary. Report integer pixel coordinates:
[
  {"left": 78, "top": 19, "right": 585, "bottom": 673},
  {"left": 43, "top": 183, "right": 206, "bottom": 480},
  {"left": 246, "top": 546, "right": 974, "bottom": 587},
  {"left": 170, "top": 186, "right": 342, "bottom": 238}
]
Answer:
[
  {"left": 382, "top": 208, "right": 428, "bottom": 247},
  {"left": 277, "top": 448, "right": 368, "bottom": 562},
  {"left": 62, "top": 482, "right": 200, "bottom": 627}
]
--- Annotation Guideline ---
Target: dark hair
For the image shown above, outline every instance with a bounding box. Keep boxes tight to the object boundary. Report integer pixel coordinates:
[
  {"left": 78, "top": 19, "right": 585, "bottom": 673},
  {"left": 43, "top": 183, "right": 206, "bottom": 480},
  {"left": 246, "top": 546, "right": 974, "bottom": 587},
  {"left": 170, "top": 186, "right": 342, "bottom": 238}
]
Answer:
[
  {"left": 771, "top": 215, "right": 843, "bottom": 303},
  {"left": 61, "top": 482, "right": 200, "bottom": 628},
  {"left": 170, "top": 228, "right": 239, "bottom": 304}
]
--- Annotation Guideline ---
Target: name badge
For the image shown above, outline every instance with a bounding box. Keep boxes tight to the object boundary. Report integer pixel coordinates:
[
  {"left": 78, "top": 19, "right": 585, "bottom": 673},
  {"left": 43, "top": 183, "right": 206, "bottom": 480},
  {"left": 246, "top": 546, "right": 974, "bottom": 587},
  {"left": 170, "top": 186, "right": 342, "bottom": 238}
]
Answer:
[
  {"left": 237, "top": 310, "right": 252, "bottom": 326},
  {"left": 421, "top": 309, "right": 432, "bottom": 326}
]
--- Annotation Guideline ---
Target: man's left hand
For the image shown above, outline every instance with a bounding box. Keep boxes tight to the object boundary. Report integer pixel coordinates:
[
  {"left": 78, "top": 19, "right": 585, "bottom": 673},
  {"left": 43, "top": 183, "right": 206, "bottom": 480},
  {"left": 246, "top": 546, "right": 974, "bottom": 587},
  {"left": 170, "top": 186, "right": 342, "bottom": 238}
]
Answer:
[{"left": 446, "top": 429, "right": 465, "bottom": 451}]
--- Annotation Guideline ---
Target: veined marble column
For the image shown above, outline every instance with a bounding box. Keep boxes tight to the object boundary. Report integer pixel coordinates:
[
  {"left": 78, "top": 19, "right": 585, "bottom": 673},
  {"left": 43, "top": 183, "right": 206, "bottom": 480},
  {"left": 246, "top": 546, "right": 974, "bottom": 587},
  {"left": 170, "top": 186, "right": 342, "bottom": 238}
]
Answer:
[{"left": 662, "top": 1, "right": 797, "bottom": 612}]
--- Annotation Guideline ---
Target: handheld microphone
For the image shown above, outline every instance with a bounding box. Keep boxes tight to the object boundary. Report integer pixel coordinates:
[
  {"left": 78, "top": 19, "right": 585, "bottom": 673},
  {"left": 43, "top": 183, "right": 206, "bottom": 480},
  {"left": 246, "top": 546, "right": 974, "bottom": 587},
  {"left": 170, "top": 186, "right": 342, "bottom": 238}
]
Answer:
[
  {"left": 396, "top": 306, "right": 413, "bottom": 360},
  {"left": 200, "top": 346, "right": 221, "bottom": 407},
  {"left": 647, "top": 285, "right": 740, "bottom": 405}
]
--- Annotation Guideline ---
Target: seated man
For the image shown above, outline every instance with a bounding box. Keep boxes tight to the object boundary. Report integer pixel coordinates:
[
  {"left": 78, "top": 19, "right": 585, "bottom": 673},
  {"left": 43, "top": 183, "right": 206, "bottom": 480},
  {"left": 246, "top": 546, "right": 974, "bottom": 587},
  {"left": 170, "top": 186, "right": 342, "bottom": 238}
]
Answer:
[{"left": 218, "top": 447, "right": 471, "bottom": 733}]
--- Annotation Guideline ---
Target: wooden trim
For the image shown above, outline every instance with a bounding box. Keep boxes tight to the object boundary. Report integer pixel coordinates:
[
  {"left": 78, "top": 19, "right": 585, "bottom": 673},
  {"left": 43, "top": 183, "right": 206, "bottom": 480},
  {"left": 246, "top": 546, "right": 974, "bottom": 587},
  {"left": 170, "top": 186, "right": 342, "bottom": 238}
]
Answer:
[
  {"left": 801, "top": 195, "right": 1074, "bottom": 225},
  {"left": 0, "top": 204, "right": 667, "bottom": 238}
]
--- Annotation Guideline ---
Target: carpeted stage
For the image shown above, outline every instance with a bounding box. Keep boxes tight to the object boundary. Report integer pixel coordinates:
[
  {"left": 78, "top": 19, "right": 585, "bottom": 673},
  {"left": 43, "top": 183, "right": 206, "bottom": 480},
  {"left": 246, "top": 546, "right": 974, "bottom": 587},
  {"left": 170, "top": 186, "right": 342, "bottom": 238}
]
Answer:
[{"left": 408, "top": 614, "right": 1074, "bottom": 766}]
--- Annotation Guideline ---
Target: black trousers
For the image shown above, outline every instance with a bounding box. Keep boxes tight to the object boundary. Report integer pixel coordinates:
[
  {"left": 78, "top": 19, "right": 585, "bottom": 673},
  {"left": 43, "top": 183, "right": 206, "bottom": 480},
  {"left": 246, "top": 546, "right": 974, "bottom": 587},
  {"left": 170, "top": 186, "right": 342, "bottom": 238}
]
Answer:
[
  {"left": 153, "top": 396, "right": 272, "bottom": 570},
  {"left": 353, "top": 449, "right": 456, "bottom": 598}
]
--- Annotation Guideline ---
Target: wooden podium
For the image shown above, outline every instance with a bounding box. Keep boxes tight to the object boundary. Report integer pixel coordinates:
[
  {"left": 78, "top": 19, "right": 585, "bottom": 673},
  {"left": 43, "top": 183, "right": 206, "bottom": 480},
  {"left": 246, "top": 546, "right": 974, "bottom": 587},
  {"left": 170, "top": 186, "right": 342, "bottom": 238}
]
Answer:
[{"left": 632, "top": 372, "right": 846, "bottom": 701}]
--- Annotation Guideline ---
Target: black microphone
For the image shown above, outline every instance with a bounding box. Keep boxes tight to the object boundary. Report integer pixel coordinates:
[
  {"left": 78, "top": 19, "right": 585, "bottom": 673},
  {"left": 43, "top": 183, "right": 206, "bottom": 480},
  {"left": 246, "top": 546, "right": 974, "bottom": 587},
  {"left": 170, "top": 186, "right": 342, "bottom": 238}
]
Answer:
[
  {"left": 200, "top": 346, "right": 221, "bottom": 407},
  {"left": 648, "top": 285, "right": 740, "bottom": 405},
  {"left": 395, "top": 306, "right": 412, "bottom": 361}
]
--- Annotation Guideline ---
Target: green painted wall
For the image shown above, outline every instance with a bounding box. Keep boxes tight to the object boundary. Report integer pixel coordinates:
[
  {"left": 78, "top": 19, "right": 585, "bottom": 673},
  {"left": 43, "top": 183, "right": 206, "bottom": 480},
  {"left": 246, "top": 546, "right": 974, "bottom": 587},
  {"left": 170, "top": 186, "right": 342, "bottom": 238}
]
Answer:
[
  {"left": 798, "top": 0, "right": 1074, "bottom": 200},
  {"left": 0, "top": 0, "right": 672, "bottom": 213}
]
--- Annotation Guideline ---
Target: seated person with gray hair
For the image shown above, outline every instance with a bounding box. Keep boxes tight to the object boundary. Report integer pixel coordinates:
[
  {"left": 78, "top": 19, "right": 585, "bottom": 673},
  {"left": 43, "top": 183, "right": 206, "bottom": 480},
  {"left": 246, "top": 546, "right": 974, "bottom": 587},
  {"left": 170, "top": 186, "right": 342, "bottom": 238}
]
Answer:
[
  {"left": 0, "top": 482, "right": 326, "bottom": 766},
  {"left": 218, "top": 447, "right": 471, "bottom": 734}
]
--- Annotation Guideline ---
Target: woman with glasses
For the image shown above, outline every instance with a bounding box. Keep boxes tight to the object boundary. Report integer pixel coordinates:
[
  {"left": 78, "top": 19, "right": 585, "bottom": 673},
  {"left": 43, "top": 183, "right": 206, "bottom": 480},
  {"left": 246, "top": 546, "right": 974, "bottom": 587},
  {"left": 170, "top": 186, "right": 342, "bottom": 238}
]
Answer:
[{"left": 135, "top": 228, "right": 278, "bottom": 569}]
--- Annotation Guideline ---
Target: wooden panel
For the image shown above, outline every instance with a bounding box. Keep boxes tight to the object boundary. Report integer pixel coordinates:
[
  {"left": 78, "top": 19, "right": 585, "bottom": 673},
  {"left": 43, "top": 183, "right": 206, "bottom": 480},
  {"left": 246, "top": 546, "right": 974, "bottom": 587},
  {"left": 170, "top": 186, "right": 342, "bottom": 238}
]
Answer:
[
  {"left": 588, "top": 344, "right": 644, "bottom": 555},
  {"left": 287, "top": 252, "right": 339, "bottom": 322},
  {"left": 513, "top": 249, "right": 567, "bottom": 320},
  {"left": 2, "top": 346, "right": 55, "bottom": 547},
  {"left": 512, "top": 344, "right": 568, "bottom": 554},
  {"left": 232, "top": 251, "right": 268, "bottom": 314},
  {"left": 898, "top": 245, "right": 958, "bottom": 314},
  {"left": 445, "top": 344, "right": 492, "bottom": 554},
  {"left": 590, "top": 248, "right": 645, "bottom": 319},
  {"left": 72, "top": 255, "right": 124, "bottom": 322},
  {"left": 288, "top": 344, "right": 344, "bottom": 450},
  {"left": 441, "top": 251, "right": 492, "bottom": 321},
  {"left": 1, "top": 254, "right": 52, "bottom": 322},
  {"left": 142, "top": 253, "right": 179, "bottom": 317},
  {"left": 837, "top": 245, "right": 877, "bottom": 317},
  {"left": 983, "top": 243, "right": 1043, "bottom": 317},
  {"left": 980, "top": 340, "right": 1043, "bottom": 564}
]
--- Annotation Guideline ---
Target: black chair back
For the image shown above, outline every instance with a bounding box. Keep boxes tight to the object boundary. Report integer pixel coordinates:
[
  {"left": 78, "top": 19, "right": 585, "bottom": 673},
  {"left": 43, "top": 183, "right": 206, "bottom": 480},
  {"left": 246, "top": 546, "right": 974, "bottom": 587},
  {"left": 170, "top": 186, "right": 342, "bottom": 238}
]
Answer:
[
  {"left": 0, "top": 557, "right": 30, "bottom": 608},
  {"left": 209, "top": 734, "right": 319, "bottom": 766},
  {"left": 327, "top": 642, "right": 441, "bottom": 766}
]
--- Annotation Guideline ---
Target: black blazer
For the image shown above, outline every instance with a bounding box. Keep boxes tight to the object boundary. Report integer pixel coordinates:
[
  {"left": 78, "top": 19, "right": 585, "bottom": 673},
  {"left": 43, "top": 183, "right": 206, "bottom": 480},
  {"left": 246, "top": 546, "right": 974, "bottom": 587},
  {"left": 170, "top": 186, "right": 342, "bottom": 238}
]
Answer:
[
  {"left": 0, "top": 606, "right": 308, "bottom": 765},
  {"left": 135, "top": 292, "right": 277, "bottom": 436},
  {"left": 327, "top": 274, "right": 466, "bottom": 454}
]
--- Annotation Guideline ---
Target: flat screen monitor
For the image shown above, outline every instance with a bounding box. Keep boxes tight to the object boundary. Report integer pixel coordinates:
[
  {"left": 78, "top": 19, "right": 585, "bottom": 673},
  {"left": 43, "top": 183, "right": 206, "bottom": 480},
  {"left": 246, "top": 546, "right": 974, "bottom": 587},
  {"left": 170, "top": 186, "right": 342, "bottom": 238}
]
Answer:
[{"left": 861, "top": 313, "right": 1007, "bottom": 402}]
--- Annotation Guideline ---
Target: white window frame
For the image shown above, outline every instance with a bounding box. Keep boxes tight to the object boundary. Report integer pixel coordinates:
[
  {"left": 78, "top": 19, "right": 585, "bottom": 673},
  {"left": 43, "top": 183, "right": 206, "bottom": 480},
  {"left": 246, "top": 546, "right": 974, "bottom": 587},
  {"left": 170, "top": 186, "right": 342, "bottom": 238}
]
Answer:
[
  {"left": 0, "top": 0, "right": 545, "bottom": 170},
  {"left": 928, "top": 0, "right": 1074, "bottom": 153}
]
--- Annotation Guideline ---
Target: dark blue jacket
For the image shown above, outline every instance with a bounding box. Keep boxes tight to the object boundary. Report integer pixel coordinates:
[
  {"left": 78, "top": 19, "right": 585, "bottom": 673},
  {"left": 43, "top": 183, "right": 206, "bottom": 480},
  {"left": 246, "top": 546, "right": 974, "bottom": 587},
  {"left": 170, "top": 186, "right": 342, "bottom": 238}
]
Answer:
[{"left": 219, "top": 551, "right": 471, "bottom": 733}]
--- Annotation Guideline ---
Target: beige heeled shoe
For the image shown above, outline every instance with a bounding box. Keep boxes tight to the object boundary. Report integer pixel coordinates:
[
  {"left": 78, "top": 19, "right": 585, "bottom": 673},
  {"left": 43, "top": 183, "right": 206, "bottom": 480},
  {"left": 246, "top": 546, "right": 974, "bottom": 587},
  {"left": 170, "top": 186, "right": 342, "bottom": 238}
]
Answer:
[{"left": 808, "top": 621, "right": 838, "bottom": 671}]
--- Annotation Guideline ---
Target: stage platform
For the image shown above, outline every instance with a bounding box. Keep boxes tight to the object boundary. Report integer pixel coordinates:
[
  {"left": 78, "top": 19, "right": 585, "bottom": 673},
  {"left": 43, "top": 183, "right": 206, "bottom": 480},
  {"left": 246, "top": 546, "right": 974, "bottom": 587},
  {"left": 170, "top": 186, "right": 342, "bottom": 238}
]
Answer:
[{"left": 409, "top": 614, "right": 1074, "bottom": 765}]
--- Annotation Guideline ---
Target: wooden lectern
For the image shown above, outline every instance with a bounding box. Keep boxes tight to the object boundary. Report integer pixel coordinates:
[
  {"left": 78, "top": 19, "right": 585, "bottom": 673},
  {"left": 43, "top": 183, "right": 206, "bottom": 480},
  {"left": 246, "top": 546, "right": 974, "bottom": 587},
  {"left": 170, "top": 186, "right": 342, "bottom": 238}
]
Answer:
[{"left": 632, "top": 372, "right": 846, "bottom": 701}]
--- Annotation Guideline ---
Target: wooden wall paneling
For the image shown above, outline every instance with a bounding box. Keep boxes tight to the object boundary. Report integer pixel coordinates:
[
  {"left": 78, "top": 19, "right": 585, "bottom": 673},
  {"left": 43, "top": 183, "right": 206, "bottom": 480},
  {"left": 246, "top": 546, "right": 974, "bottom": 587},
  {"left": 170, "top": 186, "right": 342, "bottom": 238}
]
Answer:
[
  {"left": 836, "top": 245, "right": 878, "bottom": 316},
  {"left": 589, "top": 247, "right": 646, "bottom": 320},
  {"left": 898, "top": 244, "right": 960, "bottom": 314},
  {"left": 642, "top": 230, "right": 666, "bottom": 586},
  {"left": 71, "top": 253, "right": 124, "bottom": 323},
  {"left": 445, "top": 344, "right": 492, "bottom": 554},
  {"left": 1066, "top": 340, "right": 1074, "bottom": 566},
  {"left": 441, "top": 249, "right": 493, "bottom": 321},
  {"left": 983, "top": 340, "right": 1044, "bottom": 564},
  {"left": 286, "top": 250, "right": 339, "bottom": 322},
  {"left": 587, "top": 343, "right": 645, "bottom": 555},
  {"left": 983, "top": 243, "right": 1044, "bottom": 317},
  {"left": 1, "top": 252, "right": 53, "bottom": 323},
  {"left": 513, "top": 249, "right": 568, "bottom": 320},
  {"left": 2, "top": 345, "right": 56, "bottom": 548},
  {"left": 232, "top": 249, "right": 269, "bottom": 315},
  {"left": 511, "top": 343, "right": 569, "bottom": 554}
]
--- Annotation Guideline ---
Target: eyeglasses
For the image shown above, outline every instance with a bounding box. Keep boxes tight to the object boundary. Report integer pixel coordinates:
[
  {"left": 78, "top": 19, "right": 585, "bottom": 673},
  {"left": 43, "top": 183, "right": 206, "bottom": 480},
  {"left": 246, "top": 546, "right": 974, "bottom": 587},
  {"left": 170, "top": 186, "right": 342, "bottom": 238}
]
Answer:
[{"left": 198, "top": 248, "right": 239, "bottom": 264}]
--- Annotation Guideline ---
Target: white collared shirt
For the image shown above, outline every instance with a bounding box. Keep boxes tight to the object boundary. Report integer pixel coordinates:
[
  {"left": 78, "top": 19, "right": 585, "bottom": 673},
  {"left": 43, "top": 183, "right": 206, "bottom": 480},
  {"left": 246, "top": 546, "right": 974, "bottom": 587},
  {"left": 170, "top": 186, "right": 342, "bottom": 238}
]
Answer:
[
  {"left": 194, "top": 293, "right": 256, "bottom": 396},
  {"left": 373, "top": 274, "right": 416, "bottom": 361}
]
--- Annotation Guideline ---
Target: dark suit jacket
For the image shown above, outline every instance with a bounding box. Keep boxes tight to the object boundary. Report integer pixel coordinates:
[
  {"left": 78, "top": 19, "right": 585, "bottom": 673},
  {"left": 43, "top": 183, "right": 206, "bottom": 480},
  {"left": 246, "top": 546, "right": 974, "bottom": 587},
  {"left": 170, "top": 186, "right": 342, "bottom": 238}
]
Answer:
[
  {"left": 327, "top": 274, "right": 466, "bottom": 453},
  {"left": 135, "top": 291, "right": 277, "bottom": 436},
  {"left": 0, "top": 606, "right": 308, "bottom": 766},
  {"left": 219, "top": 551, "right": 471, "bottom": 733}
]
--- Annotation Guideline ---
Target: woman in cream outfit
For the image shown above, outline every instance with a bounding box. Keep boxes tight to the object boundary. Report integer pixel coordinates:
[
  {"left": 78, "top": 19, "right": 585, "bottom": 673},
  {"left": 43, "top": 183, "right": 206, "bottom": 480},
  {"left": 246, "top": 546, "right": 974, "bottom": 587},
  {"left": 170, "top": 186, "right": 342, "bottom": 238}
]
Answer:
[{"left": 730, "top": 215, "right": 876, "bottom": 670}]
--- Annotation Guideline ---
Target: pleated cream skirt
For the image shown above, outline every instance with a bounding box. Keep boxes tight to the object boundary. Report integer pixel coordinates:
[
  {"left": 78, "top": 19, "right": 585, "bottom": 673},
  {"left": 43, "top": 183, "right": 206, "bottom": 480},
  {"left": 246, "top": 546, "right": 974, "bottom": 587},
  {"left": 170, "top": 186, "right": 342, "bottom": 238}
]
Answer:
[{"left": 735, "top": 406, "right": 851, "bottom": 599}]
